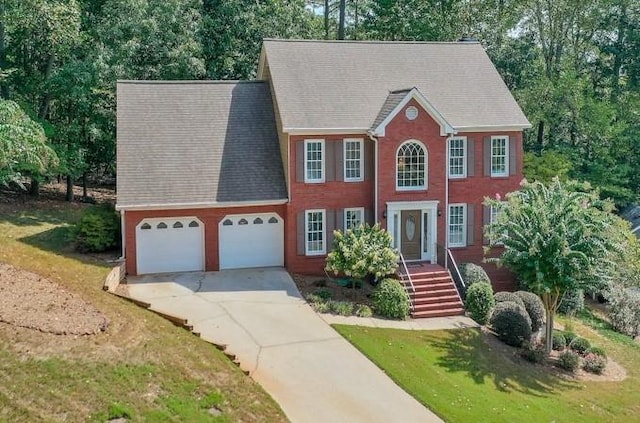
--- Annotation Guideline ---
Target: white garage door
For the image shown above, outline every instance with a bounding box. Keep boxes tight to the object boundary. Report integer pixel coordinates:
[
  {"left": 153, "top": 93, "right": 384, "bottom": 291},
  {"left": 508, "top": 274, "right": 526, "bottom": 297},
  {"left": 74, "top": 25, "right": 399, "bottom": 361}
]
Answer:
[
  {"left": 136, "top": 217, "right": 205, "bottom": 275},
  {"left": 219, "top": 213, "right": 284, "bottom": 270}
]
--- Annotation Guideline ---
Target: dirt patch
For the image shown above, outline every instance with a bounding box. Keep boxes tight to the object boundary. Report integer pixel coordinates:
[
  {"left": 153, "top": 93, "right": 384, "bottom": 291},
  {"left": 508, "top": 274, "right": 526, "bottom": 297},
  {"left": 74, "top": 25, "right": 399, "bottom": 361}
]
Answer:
[
  {"left": 480, "top": 327, "right": 627, "bottom": 382},
  {"left": 0, "top": 263, "right": 109, "bottom": 335},
  {"left": 291, "top": 273, "right": 374, "bottom": 306}
]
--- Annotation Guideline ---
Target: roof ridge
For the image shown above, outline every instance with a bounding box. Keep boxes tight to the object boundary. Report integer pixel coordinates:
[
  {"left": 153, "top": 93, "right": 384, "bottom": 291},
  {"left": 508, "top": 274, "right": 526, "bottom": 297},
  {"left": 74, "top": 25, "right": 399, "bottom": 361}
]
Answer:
[
  {"left": 117, "top": 80, "right": 262, "bottom": 85},
  {"left": 262, "top": 38, "right": 479, "bottom": 45}
]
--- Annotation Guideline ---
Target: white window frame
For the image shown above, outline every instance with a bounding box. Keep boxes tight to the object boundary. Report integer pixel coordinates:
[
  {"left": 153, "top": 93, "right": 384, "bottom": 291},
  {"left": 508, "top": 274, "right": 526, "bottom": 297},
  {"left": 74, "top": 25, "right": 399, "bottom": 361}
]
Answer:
[
  {"left": 304, "top": 139, "right": 325, "bottom": 183},
  {"left": 305, "top": 209, "right": 326, "bottom": 255},
  {"left": 489, "top": 202, "right": 505, "bottom": 245},
  {"left": 448, "top": 203, "right": 467, "bottom": 248},
  {"left": 396, "top": 140, "right": 428, "bottom": 191},
  {"left": 490, "top": 135, "right": 509, "bottom": 177},
  {"left": 344, "top": 207, "right": 365, "bottom": 230},
  {"left": 448, "top": 136, "right": 467, "bottom": 179},
  {"left": 343, "top": 138, "right": 364, "bottom": 182}
]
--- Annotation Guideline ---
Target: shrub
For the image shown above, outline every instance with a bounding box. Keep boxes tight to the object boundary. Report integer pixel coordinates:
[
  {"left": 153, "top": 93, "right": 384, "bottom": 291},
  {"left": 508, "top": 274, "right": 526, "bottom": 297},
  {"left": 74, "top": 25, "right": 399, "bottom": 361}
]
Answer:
[
  {"left": 582, "top": 353, "right": 607, "bottom": 374},
  {"left": 354, "top": 304, "right": 373, "bottom": 318},
  {"left": 311, "top": 301, "right": 330, "bottom": 313},
  {"left": 515, "top": 291, "right": 546, "bottom": 332},
  {"left": 562, "top": 331, "right": 577, "bottom": 346},
  {"left": 325, "top": 223, "right": 399, "bottom": 280},
  {"left": 74, "top": 203, "right": 120, "bottom": 253},
  {"left": 585, "top": 346, "right": 607, "bottom": 358},
  {"left": 558, "top": 289, "right": 585, "bottom": 315},
  {"left": 328, "top": 300, "right": 354, "bottom": 316},
  {"left": 494, "top": 291, "right": 525, "bottom": 309},
  {"left": 459, "top": 262, "right": 490, "bottom": 288},
  {"left": 552, "top": 331, "right": 566, "bottom": 351},
  {"left": 314, "top": 289, "right": 332, "bottom": 301},
  {"left": 557, "top": 350, "right": 580, "bottom": 373},
  {"left": 372, "top": 278, "right": 411, "bottom": 320},
  {"left": 465, "top": 282, "right": 495, "bottom": 325},
  {"left": 521, "top": 342, "right": 546, "bottom": 364},
  {"left": 569, "top": 337, "right": 591, "bottom": 354},
  {"left": 606, "top": 285, "right": 640, "bottom": 337},
  {"left": 489, "top": 301, "right": 532, "bottom": 347}
]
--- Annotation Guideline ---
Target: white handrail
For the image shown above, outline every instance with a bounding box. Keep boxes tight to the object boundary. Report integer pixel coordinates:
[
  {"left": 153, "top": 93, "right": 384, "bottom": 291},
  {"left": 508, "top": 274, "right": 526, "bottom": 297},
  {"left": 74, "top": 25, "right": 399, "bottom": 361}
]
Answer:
[
  {"left": 398, "top": 252, "right": 415, "bottom": 294},
  {"left": 446, "top": 248, "right": 465, "bottom": 303}
]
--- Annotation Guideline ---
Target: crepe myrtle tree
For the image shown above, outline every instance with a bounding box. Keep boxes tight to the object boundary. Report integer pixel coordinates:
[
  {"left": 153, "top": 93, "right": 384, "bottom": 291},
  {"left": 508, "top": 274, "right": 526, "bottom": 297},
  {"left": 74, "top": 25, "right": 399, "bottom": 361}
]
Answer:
[
  {"left": 485, "top": 178, "right": 622, "bottom": 354},
  {"left": 325, "top": 223, "right": 399, "bottom": 293}
]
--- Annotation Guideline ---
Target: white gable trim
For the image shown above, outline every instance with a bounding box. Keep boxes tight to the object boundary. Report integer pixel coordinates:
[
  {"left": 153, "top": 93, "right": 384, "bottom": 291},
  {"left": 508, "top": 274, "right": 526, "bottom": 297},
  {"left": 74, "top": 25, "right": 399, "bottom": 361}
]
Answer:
[
  {"left": 284, "top": 127, "right": 369, "bottom": 136},
  {"left": 372, "top": 88, "right": 456, "bottom": 137},
  {"left": 455, "top": 124, "right": 532, "bottom": 132}
]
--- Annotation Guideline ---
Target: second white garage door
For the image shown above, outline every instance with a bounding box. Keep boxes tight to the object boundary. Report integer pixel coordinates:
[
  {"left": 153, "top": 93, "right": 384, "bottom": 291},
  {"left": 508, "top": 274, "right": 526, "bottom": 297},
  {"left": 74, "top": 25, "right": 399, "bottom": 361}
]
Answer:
[{"left": 219, "top": 213, "right": 284, "bottom": 270}]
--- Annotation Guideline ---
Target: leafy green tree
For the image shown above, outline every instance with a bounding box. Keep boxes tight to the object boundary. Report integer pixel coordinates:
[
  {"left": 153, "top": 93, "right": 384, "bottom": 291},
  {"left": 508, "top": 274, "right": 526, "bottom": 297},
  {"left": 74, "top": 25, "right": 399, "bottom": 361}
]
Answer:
[
  {"left": 485, "top": 178, "right": 623, "bottom": 353},
  {"left": 0, "top": 100, "right": 57, "bottom": 186},
  {"left": 523, "top": 150, "right": 572, "bottom": 183}
]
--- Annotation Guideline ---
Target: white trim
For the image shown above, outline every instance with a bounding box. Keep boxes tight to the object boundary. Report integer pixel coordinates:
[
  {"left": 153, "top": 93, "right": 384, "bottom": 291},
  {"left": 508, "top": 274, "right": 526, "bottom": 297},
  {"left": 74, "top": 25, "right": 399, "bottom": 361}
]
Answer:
[
  {"left": 448, "top": 203, "right": 467, "bottom": 248},
  {"left": 116, "top": 199, "right": 288, "bottom": 211},
  {"left": 343, "top": 138, "right": 364, "bottom": 182},
  {"left": 372, "top": 88, "right": 456, "bottom": 137},
  {"left": 490, "top": 135, "right": 509, "bottom": 177},
  {"left": 304, "top": 139, "right": 325, "bottom": 183},
  {"left": 305, "top": 209, "right": 326, "bottom": 255},
  {"left": 286, "top": 128, "right": 369, "bottom": 135},
  {"left": 396, "top": 139, "right": 428, "bottom": 191},
  {"left": 633, "top": 226, "right": 640, "bottom": 234},
  {"left": 119, "top": 210, "right": 126, "bottom": 260},
  {"left": 344, "top": 207, "right": 365, "bottom": 230},
  {"left": 386, "top": 200, "right": 439, "bottom": 263},
  {"left": 256, "top": 47, "right": 267, "bottom": 79},
  {"left": 447, "top": 136, "right": 467, "bottom": 179},
  {"left": 454, "top": 124, "right": 532, "bottom": 131}
]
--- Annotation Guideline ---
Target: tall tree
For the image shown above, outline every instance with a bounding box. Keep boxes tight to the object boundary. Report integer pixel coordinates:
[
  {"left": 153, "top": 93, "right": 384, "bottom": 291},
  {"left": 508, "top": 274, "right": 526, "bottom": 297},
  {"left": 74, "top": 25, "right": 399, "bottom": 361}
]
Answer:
[{"left": 486, "top": 179, "right": 623, "bottom": 353}]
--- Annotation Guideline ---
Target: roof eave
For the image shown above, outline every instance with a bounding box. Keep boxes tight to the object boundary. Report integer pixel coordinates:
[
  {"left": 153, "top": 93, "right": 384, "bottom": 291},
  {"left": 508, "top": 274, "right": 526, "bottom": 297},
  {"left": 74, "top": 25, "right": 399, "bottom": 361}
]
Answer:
[{"left": 115, "top": 199, "right": 288, "bottom": 212}]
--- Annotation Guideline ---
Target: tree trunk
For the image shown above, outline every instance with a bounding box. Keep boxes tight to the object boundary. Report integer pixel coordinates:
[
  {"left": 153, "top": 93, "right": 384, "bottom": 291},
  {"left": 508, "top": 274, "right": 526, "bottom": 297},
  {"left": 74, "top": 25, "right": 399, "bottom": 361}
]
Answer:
[
  {"left": 65, "top": 175, "right": 73, "bottom": 202},
  {"left": 338, "top": 0, "right": 346, "bottom": 40},
  {"left": 545, "top": 308, "right": 554, "bottom": 354},
  {"left": 0, "top": 8, "right": 8, "bottom": 99},
  {"left": 537, "top": 120, "right": 545, "bottom": 153},
  {"left": 324, "top": 0, "right": 330, "bottom": 40},
  {"left": 82, "top": 172, "right": 88, "bottom": 200},
  {"left": 354, "top": 0, "right": 358, "bottom": 40},
  {"left": 28, "top": 178, "right": 40, "bottom": 197},
  {"left": 38, "top": 54, "right": 55, "bottom": 119}
]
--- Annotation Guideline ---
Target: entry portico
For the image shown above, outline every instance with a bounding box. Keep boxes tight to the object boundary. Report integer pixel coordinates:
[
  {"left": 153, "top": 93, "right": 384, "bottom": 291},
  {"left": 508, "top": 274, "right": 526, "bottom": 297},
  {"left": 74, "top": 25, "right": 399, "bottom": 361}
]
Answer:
[{"left": 386, "top": 200, "right": 439, "bottom": 263}]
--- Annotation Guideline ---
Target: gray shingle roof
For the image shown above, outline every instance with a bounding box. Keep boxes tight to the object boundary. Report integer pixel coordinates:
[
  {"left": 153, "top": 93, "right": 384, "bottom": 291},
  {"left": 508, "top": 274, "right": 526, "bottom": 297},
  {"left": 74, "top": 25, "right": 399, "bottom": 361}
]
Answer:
[
  {"left": 116, "top": 81, "right": 287, "bottom": 209},
  {"left": 371, "top": 89, "right": 412, "bottom": 130},
  {"left": 261, "top": 39, "right": 531, "bottom": 132},
  {"left": 621, "top": 205, "right": 640, "bottom": 236}
]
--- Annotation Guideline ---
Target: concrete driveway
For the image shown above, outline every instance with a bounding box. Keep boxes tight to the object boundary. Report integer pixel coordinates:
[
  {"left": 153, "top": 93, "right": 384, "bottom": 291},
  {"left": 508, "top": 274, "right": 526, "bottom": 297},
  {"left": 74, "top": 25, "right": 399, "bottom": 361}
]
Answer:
[{"left": 126, "top": 268, "right": 442, "bottom": 423}]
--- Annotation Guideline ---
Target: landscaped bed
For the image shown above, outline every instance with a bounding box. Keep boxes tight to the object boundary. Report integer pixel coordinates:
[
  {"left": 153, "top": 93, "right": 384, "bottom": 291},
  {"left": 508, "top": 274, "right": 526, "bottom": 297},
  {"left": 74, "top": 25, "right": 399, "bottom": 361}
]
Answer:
[{"left": 334, "top": 320, "right": 640, "bottom": 423}]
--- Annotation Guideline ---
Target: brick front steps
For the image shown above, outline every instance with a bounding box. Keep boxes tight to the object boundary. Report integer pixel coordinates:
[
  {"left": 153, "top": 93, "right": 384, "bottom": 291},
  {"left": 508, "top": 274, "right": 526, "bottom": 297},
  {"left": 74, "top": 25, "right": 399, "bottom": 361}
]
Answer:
[{"left": 398, "top": 263, "right": 465, "bottom": 319}]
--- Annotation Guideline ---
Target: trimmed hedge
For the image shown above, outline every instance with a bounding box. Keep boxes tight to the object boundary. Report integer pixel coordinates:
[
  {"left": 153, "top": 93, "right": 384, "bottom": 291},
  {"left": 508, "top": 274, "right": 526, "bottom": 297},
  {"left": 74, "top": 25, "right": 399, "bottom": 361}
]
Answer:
[
  {"left": 465, "top": 282, "right": 495, "bottom": 325},
  {"left": 585, "top": 346, "right": 607, "bottom": 358},
  {"left": 372, "top": 278, "right": 411, "bottom": 320},
  {"left": 515, "top": 291, "right": 546, "bottom": 332},
  {"left": 582, "top": 353, "right": 607, "bottom": 374},
  {"left": 558, "top": 350, "right": 580, "bottom": 372},
  {"left": 494, "top": 291, "right": 526, "bottom": 309},
  {"left": 552, "top": 331, "right": 566, "bottom": 351},
  {"left": 489, "top": 301, "right": 532, "bottom": 347},
  {"left": 459, "top": 262, "right": 490, "bottom": 287},
  {"left": 569, "top": 337, "right": 591, "bottom": 354}
]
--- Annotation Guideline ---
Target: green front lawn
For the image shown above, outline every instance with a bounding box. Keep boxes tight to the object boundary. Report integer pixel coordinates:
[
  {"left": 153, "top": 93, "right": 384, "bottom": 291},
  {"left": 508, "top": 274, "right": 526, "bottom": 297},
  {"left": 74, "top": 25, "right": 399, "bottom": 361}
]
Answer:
[
  {"left": 0, "top": 200, "right": 287, "bottom": 422},
  {"left": 335, "top": 322, "right": 640, "bottom": 423}
]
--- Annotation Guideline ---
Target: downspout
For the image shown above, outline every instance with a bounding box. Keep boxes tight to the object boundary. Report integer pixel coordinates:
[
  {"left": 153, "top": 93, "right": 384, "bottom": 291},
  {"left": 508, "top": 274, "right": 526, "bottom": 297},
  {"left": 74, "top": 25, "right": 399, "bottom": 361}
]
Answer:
[
  {"left": 118, "top": 210, "right": 126, "bottom": 261},
  {"left": 444, "top": 135, "right": 449, "bottom": 268},
  {"left": 367, "top": 131, "right": 379, "bottom": 223}
]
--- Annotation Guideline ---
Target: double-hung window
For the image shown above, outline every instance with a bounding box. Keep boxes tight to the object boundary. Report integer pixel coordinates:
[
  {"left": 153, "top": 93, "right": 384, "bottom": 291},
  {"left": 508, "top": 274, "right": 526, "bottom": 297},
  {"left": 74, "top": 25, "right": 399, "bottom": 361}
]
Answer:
[
  {"left": 490, "top": 136, "right": 509, "bottom": 177},
  {"left": 448, "top": 136, "right": 467, "bottom": 178},
  {"left": 448, "top": 204, "right": 466, "bottom": 247},
  {"left": 305, "top": 209, "right": 325, "bottom": 255},
  {"left": 489, "top": 203, "right": 505, "bottom": 245},
  {"left": 344, "top": 207, "right": 364, "bottom": 230},
  {"left": 304, "top": 139, "right": 325, "bottom": 183},
  {"left": 344, "top": 138, "right": 363, "bottom": 182}
]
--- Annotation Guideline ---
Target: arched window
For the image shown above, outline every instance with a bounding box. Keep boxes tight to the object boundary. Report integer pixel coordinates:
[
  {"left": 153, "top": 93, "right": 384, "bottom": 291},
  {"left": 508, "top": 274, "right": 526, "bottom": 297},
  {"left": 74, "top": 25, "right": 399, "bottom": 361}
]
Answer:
[
  {"left": 188, "top": 221, "right": 199, "bottom": 228},
  {"left": 253, "top": 217, "right": 263, "bottom": 224},
  {"left": 157, "top": 222, "right": 167, "bottom": 229},
  {"left": 396, "top": 141, "right": 427, "bottom": 190},
  {"left": 141, "top": 223, "right": 151, "bottom": 230},
  {"left": 173, "top": 221, "right": 183, "bottom": 229}
]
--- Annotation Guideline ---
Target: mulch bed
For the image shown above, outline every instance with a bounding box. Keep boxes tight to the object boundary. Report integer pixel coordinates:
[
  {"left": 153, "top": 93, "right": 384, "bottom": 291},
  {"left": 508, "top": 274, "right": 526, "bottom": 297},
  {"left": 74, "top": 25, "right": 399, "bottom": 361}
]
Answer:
[
  {"left": 0, "top": 263, "right": 109, "bottom": 335},
  {"left": 291, "top": 273, "right": 375, "bottom": 306}
]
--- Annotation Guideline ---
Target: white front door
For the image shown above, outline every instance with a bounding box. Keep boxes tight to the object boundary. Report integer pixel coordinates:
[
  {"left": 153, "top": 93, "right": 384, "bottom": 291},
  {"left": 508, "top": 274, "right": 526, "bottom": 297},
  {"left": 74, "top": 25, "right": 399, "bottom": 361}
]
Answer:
[
  {"left": 219, "top": 213, "right": 284, "bottom": 270},
  {"left": 387, "top": 201, "right": 438, "bottom": 263}
]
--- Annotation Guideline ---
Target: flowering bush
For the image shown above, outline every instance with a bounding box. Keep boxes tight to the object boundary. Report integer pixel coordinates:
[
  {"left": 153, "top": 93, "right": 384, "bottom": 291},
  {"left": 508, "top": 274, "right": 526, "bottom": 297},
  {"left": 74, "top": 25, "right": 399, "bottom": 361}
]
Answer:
[
  {"left": 325, "top": 223, "right": 399, "bottom": 281},
  {"left": 582, "top": 353, "right": 607, "bottom": 374}
]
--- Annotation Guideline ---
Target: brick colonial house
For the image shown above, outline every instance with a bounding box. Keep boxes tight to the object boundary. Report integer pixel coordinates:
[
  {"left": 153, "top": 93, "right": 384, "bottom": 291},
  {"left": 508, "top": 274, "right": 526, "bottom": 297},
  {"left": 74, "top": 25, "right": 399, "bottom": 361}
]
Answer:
[{"left": 116, "top": 39, "right": 530, "bottom": 315}]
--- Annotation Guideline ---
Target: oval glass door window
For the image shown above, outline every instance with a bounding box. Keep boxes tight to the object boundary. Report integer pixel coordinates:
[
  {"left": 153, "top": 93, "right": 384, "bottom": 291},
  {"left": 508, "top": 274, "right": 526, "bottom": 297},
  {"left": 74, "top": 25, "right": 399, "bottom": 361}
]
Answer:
[{"left": 406, "top": 215, "right": 416, "bottom": 240}]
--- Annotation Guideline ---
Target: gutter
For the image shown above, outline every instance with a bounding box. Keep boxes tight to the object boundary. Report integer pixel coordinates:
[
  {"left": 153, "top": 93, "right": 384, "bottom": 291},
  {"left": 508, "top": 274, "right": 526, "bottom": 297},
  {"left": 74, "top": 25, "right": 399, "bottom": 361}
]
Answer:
[
  {"left": 118, "top": 210, "right": 126, "bottom": 261},
  {"left": 367, "top": 131, "right": 379, "bottom": 223}
]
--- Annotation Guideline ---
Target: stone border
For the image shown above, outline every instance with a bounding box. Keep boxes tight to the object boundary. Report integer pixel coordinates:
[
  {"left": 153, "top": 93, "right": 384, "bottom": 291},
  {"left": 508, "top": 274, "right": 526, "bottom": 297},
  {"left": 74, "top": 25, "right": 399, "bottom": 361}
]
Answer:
[{"left": 103, "top": 261, "right": 126, "bottom": 292}]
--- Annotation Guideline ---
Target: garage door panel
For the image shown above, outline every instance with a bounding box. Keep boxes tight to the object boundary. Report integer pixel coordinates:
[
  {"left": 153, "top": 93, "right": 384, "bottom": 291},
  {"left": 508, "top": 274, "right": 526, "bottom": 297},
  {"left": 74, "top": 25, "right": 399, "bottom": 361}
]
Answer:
[
  {"left": 219, "top": 213, "right": 284, "bottom": 270},
  {"left": 136, "top": 218, "right": 204, "bottom": 275}
]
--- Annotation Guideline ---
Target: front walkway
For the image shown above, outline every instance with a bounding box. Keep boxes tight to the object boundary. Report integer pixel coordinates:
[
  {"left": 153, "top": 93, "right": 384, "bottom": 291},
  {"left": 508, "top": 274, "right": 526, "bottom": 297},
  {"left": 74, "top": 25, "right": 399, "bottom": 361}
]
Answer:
[{"left": 126, "top": 268, "right": 444, "bottom": 423}]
